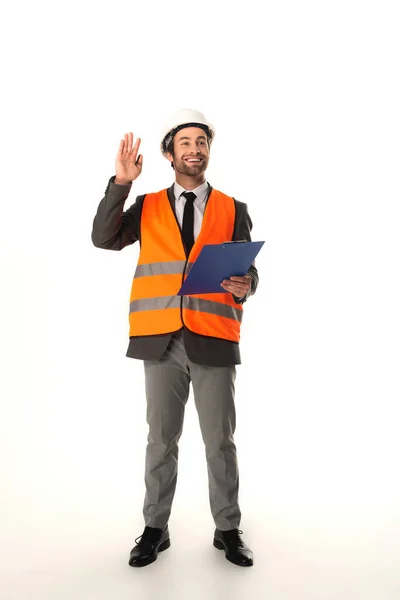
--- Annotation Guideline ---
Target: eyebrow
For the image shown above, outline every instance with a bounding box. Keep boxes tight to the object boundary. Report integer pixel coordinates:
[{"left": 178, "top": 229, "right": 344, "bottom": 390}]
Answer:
[{"left": 178, "top": 135, "right": 207, "bottom": 142}]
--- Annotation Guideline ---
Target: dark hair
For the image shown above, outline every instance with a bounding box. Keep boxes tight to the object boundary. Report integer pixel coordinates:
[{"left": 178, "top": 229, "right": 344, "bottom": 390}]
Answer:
[{"left": 166, "top": 137, "right": 175, "bottom": 157}]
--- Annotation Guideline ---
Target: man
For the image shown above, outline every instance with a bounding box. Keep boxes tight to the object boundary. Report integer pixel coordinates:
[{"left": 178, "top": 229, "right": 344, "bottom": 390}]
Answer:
[{"left": 91, "top": 109, "right": 259, "bottom": 568}]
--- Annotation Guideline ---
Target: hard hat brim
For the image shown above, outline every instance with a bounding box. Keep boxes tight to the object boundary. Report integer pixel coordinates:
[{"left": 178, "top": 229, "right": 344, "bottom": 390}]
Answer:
[{"left": 161, "top": 122, "right": 215, "bottom": 155}]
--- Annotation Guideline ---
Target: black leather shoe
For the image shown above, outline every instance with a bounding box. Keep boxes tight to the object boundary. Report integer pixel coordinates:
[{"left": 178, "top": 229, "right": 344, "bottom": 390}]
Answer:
[
  {"left": 128, "top": 525, "right": 170, "bottom": 567},
  {"left": 213, "top": 528, "right": 253, "bottom": 566}
]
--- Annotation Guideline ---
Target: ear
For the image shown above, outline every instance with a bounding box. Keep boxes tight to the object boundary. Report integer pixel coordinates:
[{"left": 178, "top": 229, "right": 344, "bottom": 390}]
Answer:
[{"left": 165, "top": 152, "right": 175, "bottom": 169}]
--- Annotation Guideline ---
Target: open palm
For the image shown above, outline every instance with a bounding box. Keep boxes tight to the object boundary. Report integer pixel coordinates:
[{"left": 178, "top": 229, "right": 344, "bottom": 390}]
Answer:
[{"left": 115, "top": 132, "right": 143, "bottom": 183}]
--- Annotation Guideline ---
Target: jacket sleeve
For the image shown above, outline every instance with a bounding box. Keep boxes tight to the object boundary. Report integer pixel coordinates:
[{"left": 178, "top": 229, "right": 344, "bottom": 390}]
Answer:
[
  {"left": 231, "top": 200, "right": 259, "bottom": 305},
  {"left": 91, "top": 175, "right": 144, "bottom": 250}
]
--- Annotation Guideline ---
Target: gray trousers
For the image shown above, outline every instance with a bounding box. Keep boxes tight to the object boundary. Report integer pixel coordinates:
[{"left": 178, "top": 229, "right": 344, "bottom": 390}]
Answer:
[{"left": 142, "top": 330, "right": 241, "bottom": 531}]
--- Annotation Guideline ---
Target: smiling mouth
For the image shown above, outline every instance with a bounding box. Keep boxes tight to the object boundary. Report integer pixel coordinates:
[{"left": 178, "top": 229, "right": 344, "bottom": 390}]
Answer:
[{"left": 185, "top": 158, "right": 204, "bottom": 164}]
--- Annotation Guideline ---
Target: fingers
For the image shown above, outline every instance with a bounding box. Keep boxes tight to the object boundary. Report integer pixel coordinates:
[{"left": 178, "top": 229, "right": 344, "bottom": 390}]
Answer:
[
  {"left": 220, "top": 282, "right": 248, "bottom": 294},
  {"left": 118, "top": 133, "right": 141, "bottom": 155},
  {"left": 117, "top": 135, "right": 128, "bottom": 155},
  {"left": 229, "top": 275, "right": 252, "bottom": 282},
  {"left": 123, "top": 132, "right": 132, "bottom": 153},
  {"left": 221, "top": 275, "right": 251, "bottom": 296},
  {"left": 117, "top": 139, "right": 124, "bottom": 155},
  {"left": 132, "top": 136, "right": 141, "bottom": 160}
]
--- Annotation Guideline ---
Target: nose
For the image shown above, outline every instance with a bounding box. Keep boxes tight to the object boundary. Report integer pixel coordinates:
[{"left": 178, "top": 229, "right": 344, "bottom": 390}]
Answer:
[{"left": 187, "top": 148, "right": 202, "bottom": 155}]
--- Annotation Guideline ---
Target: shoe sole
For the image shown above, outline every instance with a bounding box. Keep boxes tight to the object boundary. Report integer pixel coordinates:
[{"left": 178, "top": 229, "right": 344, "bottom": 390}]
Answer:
[
  {"left": 129, "top": 538, "right": 171, "bottom": 567},
  {"left": 213, "top": 538, "right": 253, "bottom": 567}
]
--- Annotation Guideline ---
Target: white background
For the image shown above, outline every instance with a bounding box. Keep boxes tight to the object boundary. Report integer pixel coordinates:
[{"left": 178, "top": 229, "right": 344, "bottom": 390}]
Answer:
[{"left": 1, "top": 1, "right": 399, "bottom": 599}]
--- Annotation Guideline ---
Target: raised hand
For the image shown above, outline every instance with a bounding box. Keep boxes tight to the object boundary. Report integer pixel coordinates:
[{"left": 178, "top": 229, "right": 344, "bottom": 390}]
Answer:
[{"left": 115, "top": 132, "right": 143, "bottom": 184}]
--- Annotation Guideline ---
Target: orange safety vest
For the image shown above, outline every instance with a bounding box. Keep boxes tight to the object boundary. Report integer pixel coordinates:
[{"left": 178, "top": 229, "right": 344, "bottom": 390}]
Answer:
[{"left": 128, "top": 188, "right": 243, "bottom": 342}]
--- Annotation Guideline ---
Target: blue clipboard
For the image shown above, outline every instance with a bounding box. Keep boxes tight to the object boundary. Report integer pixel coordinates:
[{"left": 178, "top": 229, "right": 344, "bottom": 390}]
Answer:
[{"left": 177, "top": 241, "right": 265, "bottom": 295}]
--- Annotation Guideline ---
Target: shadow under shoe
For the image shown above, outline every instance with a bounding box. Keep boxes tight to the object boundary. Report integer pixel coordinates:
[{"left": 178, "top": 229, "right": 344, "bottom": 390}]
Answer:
[
  {"left": 129, "top": 525, "right": 170, "bottom": 567},
  {"left": 213, "top": 528, "right": 253, "bottom": 566}
]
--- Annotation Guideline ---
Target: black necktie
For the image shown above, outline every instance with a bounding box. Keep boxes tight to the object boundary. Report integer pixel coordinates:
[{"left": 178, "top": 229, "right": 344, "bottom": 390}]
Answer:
[{"left": 181, "top": 191, "right": 196, "bottom": 255}]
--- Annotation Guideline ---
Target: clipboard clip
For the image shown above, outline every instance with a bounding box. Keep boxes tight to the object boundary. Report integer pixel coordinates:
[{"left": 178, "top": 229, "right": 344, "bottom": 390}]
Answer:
[{"left": 222, "top": 239, "right": 247, "bottom": 246}]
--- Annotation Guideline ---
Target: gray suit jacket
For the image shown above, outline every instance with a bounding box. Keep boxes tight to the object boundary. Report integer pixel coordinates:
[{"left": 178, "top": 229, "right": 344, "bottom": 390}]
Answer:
[{"left": 91, "top": 175, "right": 259, "bottom": 366}]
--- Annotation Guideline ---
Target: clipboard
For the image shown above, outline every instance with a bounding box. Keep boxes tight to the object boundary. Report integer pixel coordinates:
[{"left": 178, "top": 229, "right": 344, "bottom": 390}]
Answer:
[{"left": 177, "top": 240, "right": 265, "bottom": 295}]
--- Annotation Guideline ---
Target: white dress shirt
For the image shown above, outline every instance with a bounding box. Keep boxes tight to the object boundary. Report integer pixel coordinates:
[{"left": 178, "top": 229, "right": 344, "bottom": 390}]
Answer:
[{"left": 173, "top": 180, "right": 209, "bottom": 242}]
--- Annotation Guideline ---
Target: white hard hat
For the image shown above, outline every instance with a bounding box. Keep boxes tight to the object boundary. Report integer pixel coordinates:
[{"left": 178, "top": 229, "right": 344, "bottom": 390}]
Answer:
[{"left": 160, "top": 108, "right": 215, "bottom": 156}]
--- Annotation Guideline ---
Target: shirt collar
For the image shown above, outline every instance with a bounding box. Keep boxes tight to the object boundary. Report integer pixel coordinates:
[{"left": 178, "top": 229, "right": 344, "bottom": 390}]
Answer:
[{"left": 174, "top": 180, "right": 209, "bottom": 205}]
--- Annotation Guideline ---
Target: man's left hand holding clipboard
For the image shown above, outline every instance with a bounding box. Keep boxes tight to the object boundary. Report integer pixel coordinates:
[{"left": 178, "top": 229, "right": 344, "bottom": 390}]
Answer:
[
  {"left": 220, "top": 239, "right": 252, "bottom": 296},
  {"left": 220, "top": 274, "right": 253, "bottom": 296}
]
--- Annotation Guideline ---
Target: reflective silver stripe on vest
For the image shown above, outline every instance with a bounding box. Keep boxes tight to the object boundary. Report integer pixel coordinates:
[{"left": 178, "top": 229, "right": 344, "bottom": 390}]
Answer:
[
  {"left": 183, "top": 296, "right": 243, "bottom": 322},
  {"left": 131, "top": 260, "right": 241, "bottom": 323},
  {"left": 130, "top": 296, "right": 181, "bottom": 313},
  {"left": 134, "top": 261, "right": 193, "bottom": 278},
  {"left": 129, "top": 295, "right": 242, "bottom": 322}
]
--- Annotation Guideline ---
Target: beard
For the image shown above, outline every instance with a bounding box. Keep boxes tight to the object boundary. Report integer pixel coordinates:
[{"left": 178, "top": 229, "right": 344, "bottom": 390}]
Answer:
[{"left": 173, "top": 155, "right": 208, "bottom": 176}]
